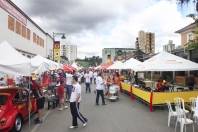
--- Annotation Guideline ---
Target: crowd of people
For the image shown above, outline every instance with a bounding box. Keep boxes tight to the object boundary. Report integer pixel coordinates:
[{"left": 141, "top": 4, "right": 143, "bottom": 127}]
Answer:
[{"left": 0, "top": 68, "right": 124, "bottom": 129}]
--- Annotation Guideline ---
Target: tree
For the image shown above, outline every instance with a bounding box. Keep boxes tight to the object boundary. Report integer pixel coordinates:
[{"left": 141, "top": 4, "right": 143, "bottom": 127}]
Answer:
[
  {"left": 178, "top": 0, "right": 198, "bottom": 12},
  {"left": 178, "top": 0, "right": 198, "bottom": 50}
]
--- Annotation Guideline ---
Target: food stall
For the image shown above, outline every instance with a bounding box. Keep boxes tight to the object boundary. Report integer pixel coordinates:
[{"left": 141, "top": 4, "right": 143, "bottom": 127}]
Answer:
[
  {"left": 121, "top": 52, "right": 198, "bottom": 112},
  {"left": 121, "top": 82, "right": 198, "bottom": 112}
]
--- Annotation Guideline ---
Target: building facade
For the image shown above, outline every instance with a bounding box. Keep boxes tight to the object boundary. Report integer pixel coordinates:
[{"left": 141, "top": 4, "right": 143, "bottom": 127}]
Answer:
[
  {"left": 61, "top": 44, "right": 77, "bottom": 62},
  {"left": 163, "top": 40, "right": 175, "bottom": 53},
  {"left": 138, "top": 30, "right": 155, "bottom": 54},
  {"left": 102, "top": 48, "right": 136, "bottom": 63},
  {"left": 175, "top": 22, "right": 196, "bottom": 47},
  {"left": 175, "top": 22, "right": 198, "bottom": 63},
  {"left": 0, "top": 0, "right": 53, "bottom": 58}
]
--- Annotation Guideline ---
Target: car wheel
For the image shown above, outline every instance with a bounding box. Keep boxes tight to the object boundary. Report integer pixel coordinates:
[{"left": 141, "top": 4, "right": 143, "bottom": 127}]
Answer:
[{"left": 12, "top": 116, "right": 23, "bottom": 132}]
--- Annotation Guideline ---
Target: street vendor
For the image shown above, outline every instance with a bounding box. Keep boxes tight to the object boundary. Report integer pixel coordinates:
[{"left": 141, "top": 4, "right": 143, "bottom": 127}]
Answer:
[{"left": 31, "top": 78, "right": 45, "bottom": 124}]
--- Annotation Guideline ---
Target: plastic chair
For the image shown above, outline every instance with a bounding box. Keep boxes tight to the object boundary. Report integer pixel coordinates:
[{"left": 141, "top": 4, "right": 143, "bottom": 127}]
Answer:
[
  {"left": 175, "top": 107, "right": 194, "bottom": 132},
  {"left": 174, "top": 97, "right": 189, "bottom": 114},
  {"left": 166, "top": 101, "right": 178, "bottom": 127},
  {"left": 193, "top": 97, "right": 198, "bottom": 124},
  {"left": 189, "top": 97, "right": 196, "bottom": 113}
]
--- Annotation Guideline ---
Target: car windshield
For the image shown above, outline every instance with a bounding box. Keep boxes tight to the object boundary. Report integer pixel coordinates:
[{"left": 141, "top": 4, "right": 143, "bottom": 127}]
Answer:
[{"left": 0, "top": 95, "right": 7, "bottom": 105}]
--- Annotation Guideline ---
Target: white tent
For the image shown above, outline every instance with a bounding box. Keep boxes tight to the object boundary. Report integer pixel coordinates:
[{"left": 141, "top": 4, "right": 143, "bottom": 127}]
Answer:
[
  {"left": 108, "top": 61, "right": 124, "bottom": 70},
  {"left": 32, "top": 63, "right": 50, "bottom": 75},
  {"left": 121, "top": 58, "right": 142, "bottom": 71},
  {"left": 0, "top": 41, "right": 31, "bottom": 76},
  {"left": 31, "top": 55, "right": 60, "bottom": 70},
  {"left": 138, "top": 52, "right": 198, "bottom": 71}
]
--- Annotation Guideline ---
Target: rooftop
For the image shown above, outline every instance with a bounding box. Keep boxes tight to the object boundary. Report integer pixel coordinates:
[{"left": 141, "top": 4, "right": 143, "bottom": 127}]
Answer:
[{"left": 175, "top": 22, "right": 196, "bottom": 33}]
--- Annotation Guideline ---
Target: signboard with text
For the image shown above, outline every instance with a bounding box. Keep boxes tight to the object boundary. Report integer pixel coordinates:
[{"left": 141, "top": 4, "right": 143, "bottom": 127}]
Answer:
[{"left": 53, "top": 41, "right": 60, "bottom": 63}]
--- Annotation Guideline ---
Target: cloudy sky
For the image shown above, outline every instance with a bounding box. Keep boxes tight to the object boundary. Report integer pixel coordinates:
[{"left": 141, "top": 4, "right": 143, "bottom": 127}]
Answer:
[{"left": 12, "top": 0, "right": 194, "bottom": 58}]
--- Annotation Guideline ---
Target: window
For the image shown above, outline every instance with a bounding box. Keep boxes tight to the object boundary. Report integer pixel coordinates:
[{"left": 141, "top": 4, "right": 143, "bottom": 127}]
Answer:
[
  {"left": 22, "top": 25, "right": 26, "bottom": 38},
  {"left": 33, "top": 33, "right": 36, "bottom": 43},
  {"left": 27, "top": 28, "right": 31, "bottom": 40},
  {"left": 42, "top": 39, "right": 44, "bottom": 47},
  {"left": 15, "top": 21, "right": 21, "bottom": 35},
  {"left": 8, "top": 15, "right": 15, "bottom": 31},
  {"left": 0, "top": 95, "right": 7, "bottom": 105},
  {"left": 36, "top": 35, "right": 40, "bottom": 45},
  {"left": 187, "top": 33, "right": 194, "bottom": 42}
]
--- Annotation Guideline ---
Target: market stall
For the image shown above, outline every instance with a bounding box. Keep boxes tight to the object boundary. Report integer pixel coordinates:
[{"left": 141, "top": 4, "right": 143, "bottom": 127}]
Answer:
[
  {"left": 121, "top": 82, "right": 198, "bottom": 112},
  {"left": 31, "top": 55, "right": 61, "bottom": 70},
  {"left": 0, "top": 41, "right": 31, "bottom": 76},
  {"left": 108, "top": 61, "right": 124, "bottom": 70},
  {"left": 121, "top": 52, "right": 198, "bottom": 112}
]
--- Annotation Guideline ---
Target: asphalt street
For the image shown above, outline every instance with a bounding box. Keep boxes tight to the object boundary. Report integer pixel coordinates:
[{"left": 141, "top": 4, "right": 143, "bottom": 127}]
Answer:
[{"left": 22, "top": 84, "right": 197, "bottom": 132}]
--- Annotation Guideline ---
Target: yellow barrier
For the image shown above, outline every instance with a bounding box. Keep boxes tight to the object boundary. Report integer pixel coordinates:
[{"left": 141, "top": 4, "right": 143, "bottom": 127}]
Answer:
[
  {"left": 132, "top": 86, "right": 151, "bottom": 103},
  {"left": 121, "top": 83, "right": 131, "bottom": 93},
  {"left": 152, "top": 91, "right": 198, "bottom": 105},
  {"left": 121, "top": 82, "right": 198, "bottom": 112}
]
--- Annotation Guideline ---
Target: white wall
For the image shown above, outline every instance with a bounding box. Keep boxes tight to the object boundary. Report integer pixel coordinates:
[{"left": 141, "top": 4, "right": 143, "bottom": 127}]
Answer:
[
  {"left": 0, "top": 6, "right": 53, "bottom": 58},
  {"left": 46, "top": 34, "right": 53, "bottom": 58}
]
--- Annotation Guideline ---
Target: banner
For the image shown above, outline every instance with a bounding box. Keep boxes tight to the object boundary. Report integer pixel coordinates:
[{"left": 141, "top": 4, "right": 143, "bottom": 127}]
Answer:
[{"left": 53, "top": 41, "right": 60, "bottom": 63}]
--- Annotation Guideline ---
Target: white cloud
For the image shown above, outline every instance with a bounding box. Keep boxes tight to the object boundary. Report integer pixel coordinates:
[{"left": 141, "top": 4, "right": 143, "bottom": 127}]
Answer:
[
  {"left": 70, "top": 0, "right": 193, "bottom": 58},
  {"left": 12, "top": 0, "right": 194, "bottom": 58}
]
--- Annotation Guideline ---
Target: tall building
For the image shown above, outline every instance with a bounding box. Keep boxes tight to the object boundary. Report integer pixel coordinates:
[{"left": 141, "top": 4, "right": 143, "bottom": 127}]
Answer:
[
  {"left": 0, "top": 0, "right": 53, "bottom": 58},
  {"left": 163, "top": 40, "right": 175, "bottom": 53},
  {"left": 138, "top": 30, "right": 155, "bottom": 54},
  {"left": 61, "top": 44, "right": 77, "bottom": 62}
]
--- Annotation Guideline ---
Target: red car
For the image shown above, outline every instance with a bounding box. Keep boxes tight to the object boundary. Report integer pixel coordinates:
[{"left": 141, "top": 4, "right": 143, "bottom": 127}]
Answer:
[{"left": 0, "top": 87, "right": 37, "bottom": 132}]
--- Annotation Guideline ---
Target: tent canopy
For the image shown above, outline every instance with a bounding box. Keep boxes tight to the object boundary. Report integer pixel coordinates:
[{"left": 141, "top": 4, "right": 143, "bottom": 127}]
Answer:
[
  {"left": 63, "top": 65, "right": 75, "bottom": 72},
  {"left": 138, "top": 52, "right": 198, "bottom": 71},
  {"left": 31, "top": 55, "right": 60, "bottom": 70},
  {"left": 108, "top": 61, "right": 124, "bottom": 70},
  {"left": 122, "top": 58, "right": 142, "bottom": 71},
  {"left": 0, "top": 41, "right": 31, "bottom": 76}
]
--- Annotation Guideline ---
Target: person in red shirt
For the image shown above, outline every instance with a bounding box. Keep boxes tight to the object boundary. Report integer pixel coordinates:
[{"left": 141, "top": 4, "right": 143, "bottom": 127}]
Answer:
[
  {"left": 156, "top": 79, "right": 163, "bottom": 92},
  {"left": 31, "top": 78, "right": 45, "bottom": 124},
  {"left": 57, "top": 80, "right": 65, "bottom": 111}
]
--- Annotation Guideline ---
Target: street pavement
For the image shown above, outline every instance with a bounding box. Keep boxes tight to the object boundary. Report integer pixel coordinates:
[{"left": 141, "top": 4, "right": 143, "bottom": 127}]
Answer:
[{"left": 22, "top": 84, "right": 198, "bottom": 132}]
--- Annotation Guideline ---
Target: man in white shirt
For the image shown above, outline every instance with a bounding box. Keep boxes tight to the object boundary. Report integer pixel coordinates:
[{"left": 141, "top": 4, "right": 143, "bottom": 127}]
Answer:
[
  {"left": 89, "top": 70, "right": 93, "bottom": 84},
  {"left": 93, "top": 71, "right": 98, "bottom": 84},
  {"left": 95, "top": 73, "right": 106, "bottom": 105},
  {"left": 66, "top": 72, "right": 73, "bottom": 100},
  {"left": 69, "top": 76, "right": 88, "bottom": 129},
  {"left": 84, "top": 71, "right": 91, "bottom": 93}
]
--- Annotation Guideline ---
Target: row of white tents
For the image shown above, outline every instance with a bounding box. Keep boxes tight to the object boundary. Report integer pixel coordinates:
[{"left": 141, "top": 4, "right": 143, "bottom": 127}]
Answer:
[
  {"left": 0, "top": 41, "right": 62, "bottom": 76},
  {"left": 108, "top": 52, "right": 198, "bottom": 72}
]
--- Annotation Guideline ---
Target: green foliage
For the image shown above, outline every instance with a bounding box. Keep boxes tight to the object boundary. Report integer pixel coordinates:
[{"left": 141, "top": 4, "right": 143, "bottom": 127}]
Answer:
[
  {"left": 76, "top": 56, "right": 102, "bottom": 68},
  {"left": 186, "top": 40, "right": 198, "bottom": 50}
]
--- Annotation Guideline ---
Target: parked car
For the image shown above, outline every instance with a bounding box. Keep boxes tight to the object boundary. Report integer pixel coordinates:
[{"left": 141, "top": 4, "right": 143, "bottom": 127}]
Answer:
[{"left": 0, "top": 87, "right": 37, "bottom": 132}]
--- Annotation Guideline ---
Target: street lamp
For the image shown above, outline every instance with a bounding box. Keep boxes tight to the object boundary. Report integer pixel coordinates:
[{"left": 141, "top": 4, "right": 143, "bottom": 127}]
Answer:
[
  {"left": 52, "top": 32, "right": 66, "bottom": 40},
  {"left": 52, "top": 32, "right": 66, "bottom": 61}
]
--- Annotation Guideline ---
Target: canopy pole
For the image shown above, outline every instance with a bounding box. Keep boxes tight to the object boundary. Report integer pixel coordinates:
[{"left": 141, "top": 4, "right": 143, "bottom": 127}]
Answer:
[
  {"left": 151, "top": 71, "right": 153, "bottom": 81},
  {"left": 173, "top": 71, "right": 175, "bottom": 84},
  {"left": 160, "top": 71, "right": 162, "bottom": 77},
  {"left": 28, "top": 63, "right": 31, "bottom": 130}
]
